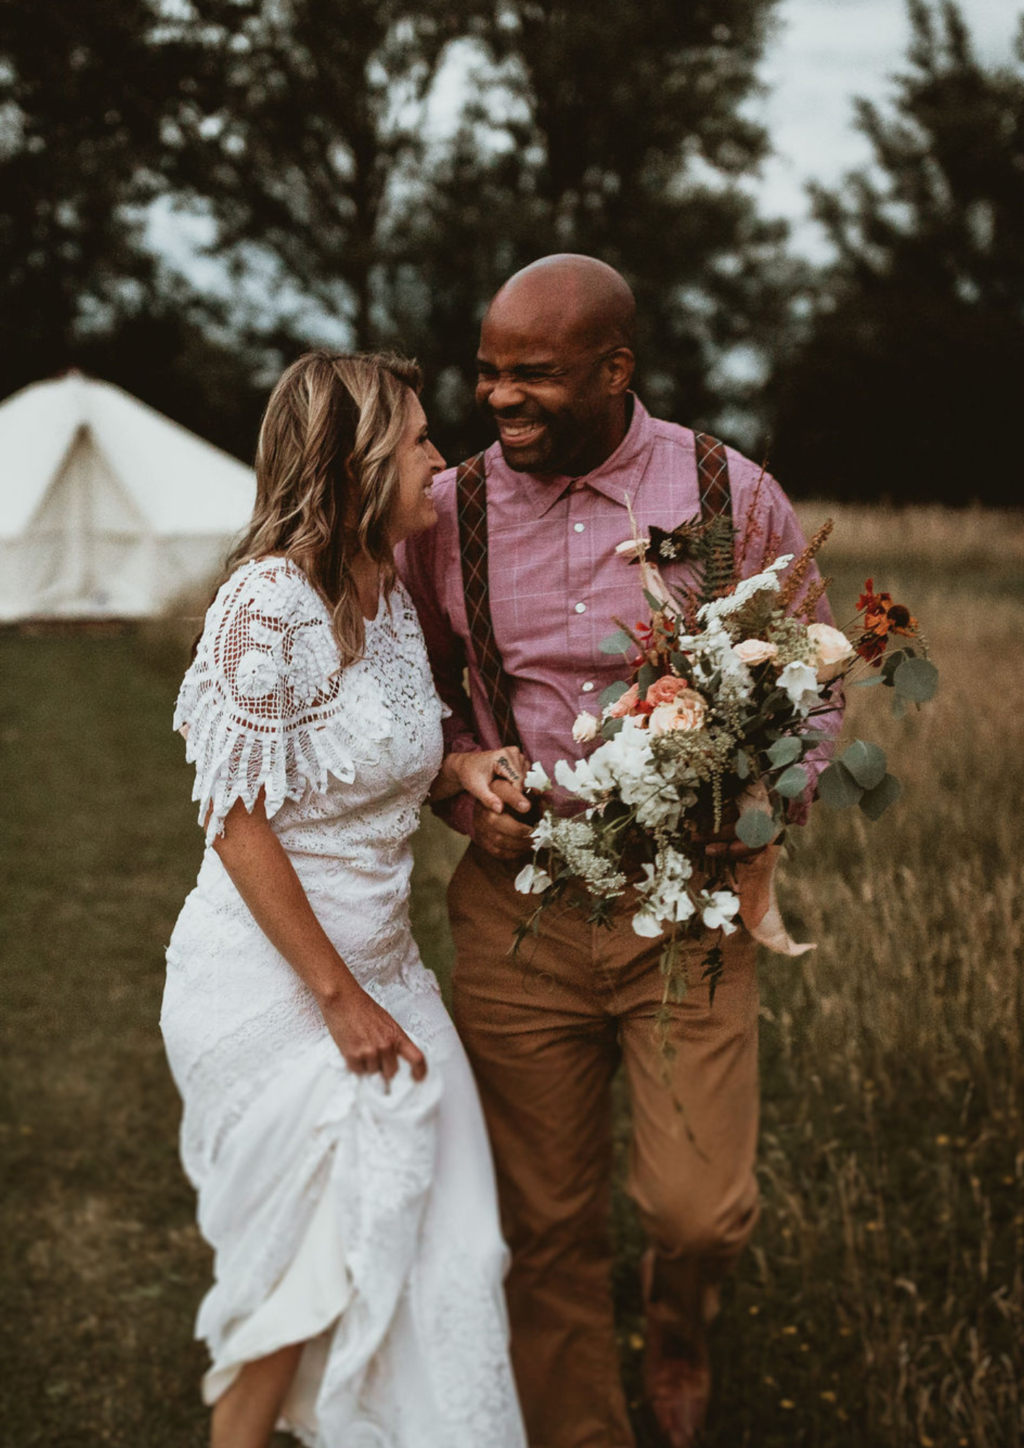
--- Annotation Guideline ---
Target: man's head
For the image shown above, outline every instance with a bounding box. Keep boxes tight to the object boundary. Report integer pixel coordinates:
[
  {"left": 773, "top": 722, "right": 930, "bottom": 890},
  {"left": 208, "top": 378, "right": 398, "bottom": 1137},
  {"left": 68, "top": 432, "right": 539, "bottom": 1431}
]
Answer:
[{"left": 476, "top": 254, "right": 636, "bottom": 477}]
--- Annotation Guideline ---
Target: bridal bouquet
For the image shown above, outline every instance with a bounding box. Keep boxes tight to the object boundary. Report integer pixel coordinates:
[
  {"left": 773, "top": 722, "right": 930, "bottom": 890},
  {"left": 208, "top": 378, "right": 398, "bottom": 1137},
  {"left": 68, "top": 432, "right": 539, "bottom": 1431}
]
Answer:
[{"left": 514, "top": 512, "right": 938, "bottom": 1003}]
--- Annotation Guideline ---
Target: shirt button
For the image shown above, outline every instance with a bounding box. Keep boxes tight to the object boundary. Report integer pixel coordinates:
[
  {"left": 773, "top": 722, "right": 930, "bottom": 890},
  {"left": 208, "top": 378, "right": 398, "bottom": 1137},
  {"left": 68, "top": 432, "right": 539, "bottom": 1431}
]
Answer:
[
  {"left": 574, "top": 522, "right": 585, "bottom": 533},
  {"left": 582, "top": 681, "right": 594, "bottom": 693},
  {"left": 574, "top": 602, "right": 586, "bottom": 614}
]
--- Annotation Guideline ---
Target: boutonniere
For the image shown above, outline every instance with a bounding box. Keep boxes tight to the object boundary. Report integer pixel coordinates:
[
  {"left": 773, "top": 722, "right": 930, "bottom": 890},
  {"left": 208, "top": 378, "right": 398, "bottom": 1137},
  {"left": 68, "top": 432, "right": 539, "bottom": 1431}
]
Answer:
[{"left": 614, "top": 514, "right": 719, "bottom": 569}]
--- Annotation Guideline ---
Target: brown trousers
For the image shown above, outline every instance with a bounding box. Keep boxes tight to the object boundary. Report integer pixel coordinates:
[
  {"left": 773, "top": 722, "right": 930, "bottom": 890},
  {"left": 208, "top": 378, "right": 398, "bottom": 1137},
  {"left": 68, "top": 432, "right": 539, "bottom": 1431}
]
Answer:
[{"left": 448, "top": 845, "right": 761, "bottom": 1448}]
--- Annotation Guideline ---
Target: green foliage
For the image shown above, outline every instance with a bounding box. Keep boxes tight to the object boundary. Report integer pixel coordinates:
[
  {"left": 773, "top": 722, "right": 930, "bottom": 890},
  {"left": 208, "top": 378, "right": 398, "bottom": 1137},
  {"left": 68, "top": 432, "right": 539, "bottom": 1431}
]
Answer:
[
  {"left": 770, "top": 1, "right": 1024, "bottom": 505},
  {"left": 818, "top": 760, "right": 864, "bottom": 810},
  {"left": 600, "top": 631, "right": 634, "bottom": 656},
  {"left": 858, "top": 771, "right": 904, "bottom": 820},
  {"left": 841, "top": 740, "right": 888, "bottom": 791},
  {"left": 894, "top": 656, "right": 940, "bottom": 703},
  {"left": 768, "top": 736, "right": 803, "bottom": 768},
  {"left": 736, "top": 807, "right": 777, "bottom": 847},
  {"left": 775, "top": 763, "right": 810, "bottom": 798}
]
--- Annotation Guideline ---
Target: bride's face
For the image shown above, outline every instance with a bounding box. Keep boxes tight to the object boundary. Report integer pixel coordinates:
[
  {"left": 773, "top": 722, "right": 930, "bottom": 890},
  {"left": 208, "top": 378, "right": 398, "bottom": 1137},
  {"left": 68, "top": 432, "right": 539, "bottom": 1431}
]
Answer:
[{"left": 388, "top": 391, "right": 445, "bottom": 544}]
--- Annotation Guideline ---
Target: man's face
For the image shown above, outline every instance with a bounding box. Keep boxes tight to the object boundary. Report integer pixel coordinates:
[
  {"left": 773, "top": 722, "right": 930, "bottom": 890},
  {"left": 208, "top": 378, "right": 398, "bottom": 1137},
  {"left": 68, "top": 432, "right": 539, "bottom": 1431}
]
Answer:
[{"left": 475, "top": 308, "right": 625, "bottom": 476}]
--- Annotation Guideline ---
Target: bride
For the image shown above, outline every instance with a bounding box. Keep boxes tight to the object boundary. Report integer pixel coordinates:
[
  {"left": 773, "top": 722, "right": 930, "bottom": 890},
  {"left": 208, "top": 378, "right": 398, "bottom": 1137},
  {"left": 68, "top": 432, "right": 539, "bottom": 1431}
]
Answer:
[{"left": 161, "top": 350, "right": 529, "bottom": 1448}]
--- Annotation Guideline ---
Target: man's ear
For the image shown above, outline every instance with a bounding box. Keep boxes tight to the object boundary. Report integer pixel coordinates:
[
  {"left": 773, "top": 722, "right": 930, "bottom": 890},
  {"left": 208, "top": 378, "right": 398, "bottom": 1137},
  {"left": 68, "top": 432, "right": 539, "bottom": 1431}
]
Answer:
[{"left": 604, "top": 347, "right": 635, "bottom": 396}]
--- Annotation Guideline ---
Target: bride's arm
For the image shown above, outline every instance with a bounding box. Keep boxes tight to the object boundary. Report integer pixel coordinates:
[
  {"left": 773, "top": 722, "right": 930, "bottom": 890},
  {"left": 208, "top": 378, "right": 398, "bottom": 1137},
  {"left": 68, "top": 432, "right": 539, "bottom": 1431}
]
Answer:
[
  {"left": 430, "top": 746, "right": 531, "bottom": 814},
  {"left": 212, "top": 793, "right": 427, "bottom": 1083}
]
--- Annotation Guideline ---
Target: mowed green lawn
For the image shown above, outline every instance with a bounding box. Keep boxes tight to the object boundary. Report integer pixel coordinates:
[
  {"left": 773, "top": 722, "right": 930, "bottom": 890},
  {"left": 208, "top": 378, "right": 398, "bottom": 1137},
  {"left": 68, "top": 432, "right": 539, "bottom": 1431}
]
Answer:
[{"left": 2, "top": 508, "right": 1022, "bottom": 1447}]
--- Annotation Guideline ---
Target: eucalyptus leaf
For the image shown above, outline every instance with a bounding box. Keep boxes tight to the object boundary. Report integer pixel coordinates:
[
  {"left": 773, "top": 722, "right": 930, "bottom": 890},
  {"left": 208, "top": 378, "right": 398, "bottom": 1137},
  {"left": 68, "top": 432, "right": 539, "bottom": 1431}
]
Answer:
[
  {"left": 637, "top": 662, "right": 659, "bottom": 698},
  {"left": 881, "top": 648, "right": 910, "bottom": 681},
  {"left": 602, "top": 717, "right": 624, "bottom": 737},
  {"left": 858, "top": 772, "right": 904, "bottom": 821},
  {"left": 768, "top": 736, "right": 803, "bottom": 768},
  {"left": 600, "top": 679, "right": 630, "bottom": 709},
  {"left": 818, "top": 761, "right": 864, "bottom": 810},
  {"left": 894, "top": 656, "right": 938, "bottom": 703},
  {"left": 775, "top": 764, "right": 810, "bottom": 799},
  {"left": 599, "top": 629, "right": 633, "bottom": 655},
  {"left": 643, "top": 588, "right": 666, "bottom": 613},
  {"left": 736, "top": 809, "right": 777, "bottom": 849},
  {"left": 853, "top": 675, "right": 885, "bottom": 688},
  {"left": 735, "top": 750, "right": 750, "bottom": 780},
  {"left": 670, "top": 651, "right": 693, "bottom": 681},
  {"left": 841, "top": 739, "right": 887, "bottom": 790}
]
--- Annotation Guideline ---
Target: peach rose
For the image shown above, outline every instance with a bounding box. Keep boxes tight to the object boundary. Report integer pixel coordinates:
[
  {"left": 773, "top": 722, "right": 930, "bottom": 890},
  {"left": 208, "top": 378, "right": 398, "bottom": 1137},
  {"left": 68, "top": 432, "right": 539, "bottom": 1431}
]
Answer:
[
  {"left": 607, "top": 682, "right": 640, "bottom": 718},
  {"left": 646, "top": 674, "right": 688, "bottom": 707},
  {"left": 648, "top": 692, "right": 706, "bottom": 735},
  {"left": 734, "top": 638, "right": 779, "bottom": 666},
  {"left": 807, "top": 621, "right": 854, "bottom": 682}
]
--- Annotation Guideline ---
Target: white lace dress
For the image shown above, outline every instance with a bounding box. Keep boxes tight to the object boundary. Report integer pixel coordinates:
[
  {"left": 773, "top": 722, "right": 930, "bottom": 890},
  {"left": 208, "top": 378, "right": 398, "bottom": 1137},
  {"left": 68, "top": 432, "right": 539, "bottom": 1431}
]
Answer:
[{"left": 161, "top": 557, "right": 525, "bottom": 1448}]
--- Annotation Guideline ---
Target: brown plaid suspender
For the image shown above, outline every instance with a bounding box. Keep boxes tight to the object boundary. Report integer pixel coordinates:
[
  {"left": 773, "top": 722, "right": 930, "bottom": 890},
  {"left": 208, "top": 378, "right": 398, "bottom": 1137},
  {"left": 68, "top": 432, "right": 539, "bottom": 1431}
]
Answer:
[
  {"left": 694, "top": 431, "right": 733, "bottom": 530},
  {"left": 455, "top": 451, "right": 524, "bottom": 751},
  {"left": 454, "top": 434, "right": 733, "bottom": 747}
]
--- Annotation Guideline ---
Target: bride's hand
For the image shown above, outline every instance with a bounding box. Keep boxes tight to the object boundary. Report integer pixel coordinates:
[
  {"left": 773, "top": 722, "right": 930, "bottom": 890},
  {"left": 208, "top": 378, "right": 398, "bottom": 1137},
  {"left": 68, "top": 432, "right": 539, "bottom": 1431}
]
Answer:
[
  {"left": 320, "top": 983, "right": 427, "bottom": 1082},
  {"left": 449, "top": 746, "right": 531, "bottom": 815}
]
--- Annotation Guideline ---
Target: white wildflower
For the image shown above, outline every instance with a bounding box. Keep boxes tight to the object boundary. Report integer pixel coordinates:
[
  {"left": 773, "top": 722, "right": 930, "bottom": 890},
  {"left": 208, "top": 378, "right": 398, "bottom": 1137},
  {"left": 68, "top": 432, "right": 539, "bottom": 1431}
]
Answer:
[
  {"left": 515, "top": 863, "right": 552, "bottom": 895},
  {"left": 701, "top": 889, "right": 741, "bottom": 934},
  {"left": 523, "top": 761, "right": 552, "bottom": 792},
  {"left": 777, "top": 660, "right": 821, "bottom": 717},
  {"left": 696, "top": 556, "right": 792, "bottom": 627}
]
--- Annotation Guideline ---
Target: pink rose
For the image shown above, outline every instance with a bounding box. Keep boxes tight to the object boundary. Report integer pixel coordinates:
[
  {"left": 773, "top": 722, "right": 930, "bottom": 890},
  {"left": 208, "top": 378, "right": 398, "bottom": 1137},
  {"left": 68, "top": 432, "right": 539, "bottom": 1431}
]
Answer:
[
  {"left": 646, "top": 674, "right": 688, "bottom": 707},
  {"left": 648, "top": 692, "right": 706, "bottom": 735},
  {"left": 734, "top": 638, "right": 779, "bottom": 666},
  {"left": 607, "top": 682, "right": 640, "bottom": 718}
]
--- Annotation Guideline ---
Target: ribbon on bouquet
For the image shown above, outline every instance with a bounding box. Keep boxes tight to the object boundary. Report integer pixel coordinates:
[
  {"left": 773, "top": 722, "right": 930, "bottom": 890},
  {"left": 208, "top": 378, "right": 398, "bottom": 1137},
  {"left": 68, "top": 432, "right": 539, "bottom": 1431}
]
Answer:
[{"left": 733, "top": 782, "right": 816, "bottom": 957}]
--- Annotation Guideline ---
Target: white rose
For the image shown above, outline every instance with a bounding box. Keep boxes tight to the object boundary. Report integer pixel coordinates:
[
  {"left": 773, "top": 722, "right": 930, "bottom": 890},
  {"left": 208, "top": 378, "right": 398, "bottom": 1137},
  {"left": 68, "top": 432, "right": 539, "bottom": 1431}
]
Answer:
[
  {"left": 776, "top": 661, "right": 821, "bottom": 717},
  {"left": 807, "top": 622, "right": 855, "bottom": 683},
  {"left": 572, "top": 711, "right": 600, "bottom": 743},
  {"left": 734, "top": 638, "right": 779, "bottom": 666}
]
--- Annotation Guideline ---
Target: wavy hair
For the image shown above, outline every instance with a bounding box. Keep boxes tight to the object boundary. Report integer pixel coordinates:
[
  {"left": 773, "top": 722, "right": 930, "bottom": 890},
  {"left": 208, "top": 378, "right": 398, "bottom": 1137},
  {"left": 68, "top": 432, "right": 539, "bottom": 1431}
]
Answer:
[{"left": 220, "top": 349, "right": 422, "bottom": 668}]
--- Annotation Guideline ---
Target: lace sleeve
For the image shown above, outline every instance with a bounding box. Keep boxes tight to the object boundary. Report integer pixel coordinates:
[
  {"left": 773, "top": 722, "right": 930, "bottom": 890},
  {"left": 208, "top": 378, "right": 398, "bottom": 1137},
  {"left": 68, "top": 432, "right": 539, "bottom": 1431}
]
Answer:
[{"left": 174, "top": 559, "right": 356, "bottom": 842}]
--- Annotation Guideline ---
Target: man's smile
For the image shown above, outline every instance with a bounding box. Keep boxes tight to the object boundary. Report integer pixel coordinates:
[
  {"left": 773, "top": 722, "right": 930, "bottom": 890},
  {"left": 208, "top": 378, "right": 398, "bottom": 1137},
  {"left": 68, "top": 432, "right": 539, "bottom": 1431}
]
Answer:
[{"left": 495, "top": 418, "right": 547, "bottom": 448}]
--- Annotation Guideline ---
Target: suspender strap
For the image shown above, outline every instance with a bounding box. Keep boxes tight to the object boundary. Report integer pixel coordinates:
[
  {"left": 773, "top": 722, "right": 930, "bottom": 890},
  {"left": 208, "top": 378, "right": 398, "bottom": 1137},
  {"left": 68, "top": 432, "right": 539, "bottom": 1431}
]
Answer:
[
  {"left": 694, "top": 431, "right": 733, "bottom": 528},
  {"left": 455, "top": 451, "right": 524, "bottom": 751}
]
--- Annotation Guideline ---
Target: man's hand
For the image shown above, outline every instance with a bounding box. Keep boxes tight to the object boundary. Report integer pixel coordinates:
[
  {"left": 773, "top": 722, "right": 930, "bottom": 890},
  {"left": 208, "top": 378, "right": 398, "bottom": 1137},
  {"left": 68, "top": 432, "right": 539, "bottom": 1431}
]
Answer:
[{"left": 473, "top": 776, "right": 536, "bottom": 861}]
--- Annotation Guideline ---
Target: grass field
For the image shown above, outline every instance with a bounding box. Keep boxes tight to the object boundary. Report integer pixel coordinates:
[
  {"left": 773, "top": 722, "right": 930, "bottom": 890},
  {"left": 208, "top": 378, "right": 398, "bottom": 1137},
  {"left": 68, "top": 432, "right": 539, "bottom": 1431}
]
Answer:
[{"left": 1, "top": 505, "right": 1022, "bottom": 1447}]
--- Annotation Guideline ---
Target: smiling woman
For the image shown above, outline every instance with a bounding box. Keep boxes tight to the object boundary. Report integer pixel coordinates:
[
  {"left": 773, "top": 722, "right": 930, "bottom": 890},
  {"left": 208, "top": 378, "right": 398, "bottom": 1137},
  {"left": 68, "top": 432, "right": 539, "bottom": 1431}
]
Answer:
[{"left": 159, "top": 350, "right": 528, "bottom": 1448}]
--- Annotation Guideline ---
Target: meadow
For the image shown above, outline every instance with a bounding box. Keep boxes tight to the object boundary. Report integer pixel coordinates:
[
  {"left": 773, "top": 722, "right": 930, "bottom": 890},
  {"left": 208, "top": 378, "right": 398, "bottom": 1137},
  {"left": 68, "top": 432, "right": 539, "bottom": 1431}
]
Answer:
[{"left": 1, "top": 504, "right": 1021, "bottom": 1447}]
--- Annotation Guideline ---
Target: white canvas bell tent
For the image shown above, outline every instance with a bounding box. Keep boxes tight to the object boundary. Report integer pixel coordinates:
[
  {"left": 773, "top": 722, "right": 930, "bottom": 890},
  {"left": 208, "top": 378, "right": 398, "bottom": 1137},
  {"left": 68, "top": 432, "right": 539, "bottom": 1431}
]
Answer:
[{"left": 0, "top": 372, "right": 255, "bottom": 621}]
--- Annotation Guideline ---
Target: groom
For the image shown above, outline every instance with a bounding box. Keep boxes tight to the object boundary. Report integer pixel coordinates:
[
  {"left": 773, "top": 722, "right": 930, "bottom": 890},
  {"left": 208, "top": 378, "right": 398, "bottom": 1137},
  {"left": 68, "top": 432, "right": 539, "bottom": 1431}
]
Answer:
[{"left": 400, "top": 255, "right": 837, "bottom": 1447}]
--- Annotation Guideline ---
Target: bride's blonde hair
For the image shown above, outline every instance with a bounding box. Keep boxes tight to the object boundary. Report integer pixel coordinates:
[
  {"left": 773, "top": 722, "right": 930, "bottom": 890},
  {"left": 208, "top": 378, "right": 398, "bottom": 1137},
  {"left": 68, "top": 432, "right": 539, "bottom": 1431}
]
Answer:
[{"left": 223, "top": 349, "right": 422, "bottom": 668}]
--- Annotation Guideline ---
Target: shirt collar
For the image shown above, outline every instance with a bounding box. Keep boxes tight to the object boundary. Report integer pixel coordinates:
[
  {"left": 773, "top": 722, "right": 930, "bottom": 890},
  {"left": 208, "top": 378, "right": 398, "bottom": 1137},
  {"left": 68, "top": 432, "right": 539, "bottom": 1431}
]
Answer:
[{"left": 486, "top": 394, "right": 655, "bottom": 518}]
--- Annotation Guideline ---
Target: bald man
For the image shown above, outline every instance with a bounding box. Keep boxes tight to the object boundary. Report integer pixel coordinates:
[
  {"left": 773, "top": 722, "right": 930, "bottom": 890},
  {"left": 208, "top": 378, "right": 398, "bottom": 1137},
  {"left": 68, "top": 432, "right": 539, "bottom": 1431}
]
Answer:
[{"left": 400, "top": 255, "right": 838, "bottom": 1448}]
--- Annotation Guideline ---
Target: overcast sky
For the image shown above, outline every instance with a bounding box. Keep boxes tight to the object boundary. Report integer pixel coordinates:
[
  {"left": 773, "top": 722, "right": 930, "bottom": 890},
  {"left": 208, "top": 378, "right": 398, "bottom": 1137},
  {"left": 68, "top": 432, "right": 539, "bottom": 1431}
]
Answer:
[{"left": 756, "top": 0, "right": 1020, "bottom": 255}]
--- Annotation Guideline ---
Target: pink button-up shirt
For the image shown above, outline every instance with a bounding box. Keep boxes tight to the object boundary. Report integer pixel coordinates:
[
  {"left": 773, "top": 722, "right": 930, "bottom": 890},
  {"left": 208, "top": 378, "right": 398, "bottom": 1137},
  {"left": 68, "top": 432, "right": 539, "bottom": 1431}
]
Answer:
[{"left": 400, "top": 397, "right": 839, "bottom": 837}]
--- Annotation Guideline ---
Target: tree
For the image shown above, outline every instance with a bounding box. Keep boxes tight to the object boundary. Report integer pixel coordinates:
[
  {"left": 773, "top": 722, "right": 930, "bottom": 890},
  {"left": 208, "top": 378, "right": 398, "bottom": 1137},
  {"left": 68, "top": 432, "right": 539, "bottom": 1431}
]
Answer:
[
  {"left": 391, "top": 0, "right": 798, "bottom": 454},
  {"left": 159, "top": 0, "right": 467, "bottom": 351},
  {"left": 0, "top": 0, "right": 165, "bottom": 394},
  {"left": 768, "top": 0, "right": 1024, "bottom": 505}
]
